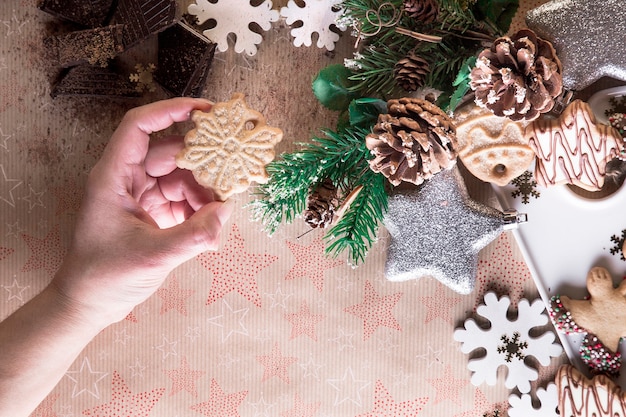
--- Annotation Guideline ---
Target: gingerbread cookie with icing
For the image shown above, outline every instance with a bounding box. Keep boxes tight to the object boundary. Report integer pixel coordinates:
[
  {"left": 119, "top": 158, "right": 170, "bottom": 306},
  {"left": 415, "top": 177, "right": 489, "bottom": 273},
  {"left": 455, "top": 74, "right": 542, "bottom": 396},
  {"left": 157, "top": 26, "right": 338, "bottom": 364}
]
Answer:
[
  {"left": 549, "top": 266, "right": 626, "bottom": 376},
  {"left": 526, "top": 99, "right": 623, "bottom": 192},
  {"left": 176, "top": 93, "right": 283, "bottom": 200}
]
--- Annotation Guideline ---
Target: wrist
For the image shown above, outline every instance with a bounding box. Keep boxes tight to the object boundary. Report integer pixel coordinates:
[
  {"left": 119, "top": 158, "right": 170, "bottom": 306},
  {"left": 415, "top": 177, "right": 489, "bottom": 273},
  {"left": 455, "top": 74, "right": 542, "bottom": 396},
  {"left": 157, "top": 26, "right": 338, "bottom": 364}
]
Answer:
[{"left": 45, "top": 279, "right": 118, "bottom": 333}]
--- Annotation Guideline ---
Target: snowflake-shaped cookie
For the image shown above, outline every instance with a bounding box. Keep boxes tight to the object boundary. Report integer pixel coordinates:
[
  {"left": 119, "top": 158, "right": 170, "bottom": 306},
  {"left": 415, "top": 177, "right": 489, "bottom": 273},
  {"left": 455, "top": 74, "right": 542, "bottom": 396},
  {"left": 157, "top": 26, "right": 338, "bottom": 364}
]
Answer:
[
  {"left": 280, "top": 0, "right": 346, "bottom": 51},
  {"left": 508, "top": 384, "right": 559, "bottom": 417},
  {"left": 454, "top": 292, "right": 563, "bottom": 393},
  {"left": 188, "top": 0, "right": 279, "bottom": 56},
  {"left": 176, "top": 93, "right": 283, "bottom": 200}
]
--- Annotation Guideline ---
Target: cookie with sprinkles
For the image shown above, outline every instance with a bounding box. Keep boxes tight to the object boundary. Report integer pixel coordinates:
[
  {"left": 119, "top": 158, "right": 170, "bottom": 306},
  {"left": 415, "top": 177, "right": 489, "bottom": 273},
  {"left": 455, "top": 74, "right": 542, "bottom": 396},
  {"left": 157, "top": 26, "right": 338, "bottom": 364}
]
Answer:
[{"left": 548, "top": 267, "right": 626, "bottom": 376}]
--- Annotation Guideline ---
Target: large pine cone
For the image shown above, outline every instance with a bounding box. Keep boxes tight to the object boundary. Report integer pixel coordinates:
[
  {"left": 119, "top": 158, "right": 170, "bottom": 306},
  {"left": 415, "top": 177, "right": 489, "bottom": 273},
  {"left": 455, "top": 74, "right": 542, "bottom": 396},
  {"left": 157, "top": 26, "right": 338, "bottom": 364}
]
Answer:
[
  {"left": 403, "top": 0, "right": 438, "bottom": 23},
  {"left": 469, "top": 29, "right": 563, "bottom": 121},
  {"left": 394, "top": 51, "right": 430, "bottom": 92},
  {"left": 366, "top": 97, "right": 457, "bottom": 186}
]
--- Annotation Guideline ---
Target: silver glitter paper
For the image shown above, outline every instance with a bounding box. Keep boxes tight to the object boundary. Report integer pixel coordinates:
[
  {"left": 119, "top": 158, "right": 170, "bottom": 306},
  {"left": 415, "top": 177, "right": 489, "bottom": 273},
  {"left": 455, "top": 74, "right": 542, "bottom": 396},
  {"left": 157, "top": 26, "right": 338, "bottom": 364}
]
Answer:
[
  {"left": 383, "top": 167, "right": 520, "bottom": 294},
  {"left": 526, "top": 0, "right": 626, "bottom": 91}
]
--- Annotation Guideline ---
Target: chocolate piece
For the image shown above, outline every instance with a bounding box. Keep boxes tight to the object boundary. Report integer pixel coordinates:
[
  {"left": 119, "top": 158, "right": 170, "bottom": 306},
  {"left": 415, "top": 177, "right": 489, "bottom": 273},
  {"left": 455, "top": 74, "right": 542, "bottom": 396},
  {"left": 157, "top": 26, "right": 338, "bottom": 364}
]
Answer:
[
  {"left": 112, "top": 0, "right": 177, "bottom": 48},
  {"left": 51, "top": 64, "right": 141, "bottom": 98},
  {"left": 44, "top": 24, "right": 125, "bottom": 68},
  {"left": 154, "top": 22, "right": 216, "bottom": 97},
  {"left": 37, "top": 0, "right": 115, "bottom": 28}
]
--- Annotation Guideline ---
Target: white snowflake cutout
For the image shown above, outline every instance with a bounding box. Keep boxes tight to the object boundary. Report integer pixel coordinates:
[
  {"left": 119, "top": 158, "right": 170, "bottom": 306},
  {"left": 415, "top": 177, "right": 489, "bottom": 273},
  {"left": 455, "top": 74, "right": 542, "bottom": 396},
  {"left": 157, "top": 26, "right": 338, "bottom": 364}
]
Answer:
[
  {"left": 280, "top": 0, "right": 346, "bottom": 50},
  {"left": 508, "top": 384, "right": 559, "bottom": 417},
  {"left": 453, "top": 292, "right": 563, "bottom": 393},
  {"left": 188, "top": 0, "right": 280, "bottom": 56}
]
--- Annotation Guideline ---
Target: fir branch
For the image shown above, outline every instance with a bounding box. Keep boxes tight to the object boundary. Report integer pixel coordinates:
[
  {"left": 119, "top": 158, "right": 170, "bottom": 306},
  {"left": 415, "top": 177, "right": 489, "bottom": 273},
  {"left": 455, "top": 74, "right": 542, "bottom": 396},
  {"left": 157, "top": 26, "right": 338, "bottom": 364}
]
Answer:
[
  {"left": 325, "top": 168, "right": 388, "bottom": 264},
  {"left": 251, "top": 125, "right": 389, "bottom": 265},
  {"left": 347, "top": 41, "right": 416, "bottom": 97}
]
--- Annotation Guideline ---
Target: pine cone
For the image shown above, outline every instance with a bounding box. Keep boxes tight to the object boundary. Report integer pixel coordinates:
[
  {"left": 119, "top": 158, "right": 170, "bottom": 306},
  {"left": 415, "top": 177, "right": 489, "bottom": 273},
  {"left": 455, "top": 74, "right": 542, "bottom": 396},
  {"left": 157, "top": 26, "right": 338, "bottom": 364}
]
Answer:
[
  {"left": 403, "top": 0, "right": 438, "bottom": 23},
  {"left": 394, "top": 51, "right": 430, "bottom": 92},
  {"left": 365, "top": 97, "right": 457, "bottom": 186},
  {"left": 469, "top": 29, "right": 563, "bottom": 122},
  {"left": 303, "top": 178, "right": 339, "bottom": 228}
]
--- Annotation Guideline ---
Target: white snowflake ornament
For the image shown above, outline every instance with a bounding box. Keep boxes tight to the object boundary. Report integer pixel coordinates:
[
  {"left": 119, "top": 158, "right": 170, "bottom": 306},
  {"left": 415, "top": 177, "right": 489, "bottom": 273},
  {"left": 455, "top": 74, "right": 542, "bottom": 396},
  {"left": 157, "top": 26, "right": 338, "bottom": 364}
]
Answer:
[
  {"left": 280, "top": 0, "right": 346, "bottom": 50},
  {"left": 508, "top": 384, "right": 559, "bottom": 417},
  {"left": 188, "top": 0, "right": 280, "bottom": 56},
  {"left": 453, "top": 292, "right": 563, "bottom": 393}
]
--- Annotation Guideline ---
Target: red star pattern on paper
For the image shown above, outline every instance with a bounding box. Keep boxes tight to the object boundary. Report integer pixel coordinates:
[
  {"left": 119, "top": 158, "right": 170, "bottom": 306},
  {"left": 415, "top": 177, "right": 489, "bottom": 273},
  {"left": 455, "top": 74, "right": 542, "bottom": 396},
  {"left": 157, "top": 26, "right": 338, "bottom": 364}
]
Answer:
[
  {"left": 453, "top": 388, "right": 507, "bottom": 417},
  {"left": 256, "top": 342, "right": 298, "bottom": 384},
  {"left": 190, "top": 378, "right": 247, "bottom": 417},
  {"left": 476, "top": 233, "right": 531, "bottom": 309},
  {"left": 21, "top": 224, "right": 65, "bottom": 276},
  {"left": 284, "top": 236, "right": 343, "bottom": 292},
  {"left": 426, "top": 365, "right": 470, "bottom": 406},
  {"left": 31, "top": 393, "right": 59, "bottom": 417},
  {"left": 125, "top": 311, "right": 138, "bottom": 323},
  {"left": 344, "top": 280, "right": 403, "bottom": 340},
  {"left": 52, "top": 178, "right": 83, "bottom": 216},
  {"left": 284, "top": 301, "right": 325, "bottom": 341},
  {"left": 355, "top": 380, "right": 429, "bottom": 417},
  {"left": 417, "top": 284, "right": 463, "bottom": 325},
  {"left": 0, "top": 246, "right": 14, "bottom": 261},
  {"left": 164, "top": 356, "right": 206, "bottom": 397},
  {"left": 157, "top": 275, "right": 195, "bottom": 316},
  {"left": 280, "top": 393, "right": 321, "bottom": 417},
  {"left": 198, "top": 224, "right": 278, "bottom": 307},
  {"left": 82, "top": 371, "right": 165, "bottom": 417}
]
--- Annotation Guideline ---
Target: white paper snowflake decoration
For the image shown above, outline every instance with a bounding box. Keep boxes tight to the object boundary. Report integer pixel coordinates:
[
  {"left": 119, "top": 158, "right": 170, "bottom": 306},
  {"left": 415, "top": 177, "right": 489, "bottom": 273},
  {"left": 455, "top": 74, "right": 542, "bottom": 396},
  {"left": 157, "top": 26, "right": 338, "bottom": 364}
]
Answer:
[
  {"left": 508, "top": 384, "right": 559, "bottom": 417},
  {"left": 280, "top": 0, "right": 346, "bottom": 50},
  {"left": 453, "top": 292, "right": 563, "bottom": 393},
  {"left": 188, "top": 0, "right": 280, "bottom": 56}
]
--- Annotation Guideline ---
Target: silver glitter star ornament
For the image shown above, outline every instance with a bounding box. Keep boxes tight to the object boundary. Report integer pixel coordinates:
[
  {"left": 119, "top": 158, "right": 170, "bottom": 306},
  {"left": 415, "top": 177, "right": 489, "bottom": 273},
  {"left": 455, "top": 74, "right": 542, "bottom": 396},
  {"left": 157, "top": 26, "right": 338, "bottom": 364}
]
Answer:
[
  {"left": 383, "top": 167, "right": 526, "bottom": 294},
  {"left": 526, "top": 0, "right": 626, "bottom": 91}
]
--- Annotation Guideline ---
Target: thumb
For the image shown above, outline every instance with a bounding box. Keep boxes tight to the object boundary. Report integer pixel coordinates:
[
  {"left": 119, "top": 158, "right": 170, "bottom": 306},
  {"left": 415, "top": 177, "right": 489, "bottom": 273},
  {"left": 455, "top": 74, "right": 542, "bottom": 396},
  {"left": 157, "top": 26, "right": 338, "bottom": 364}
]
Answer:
[{"left": 159, "top": 200, "right": 234, "bottom": 265}]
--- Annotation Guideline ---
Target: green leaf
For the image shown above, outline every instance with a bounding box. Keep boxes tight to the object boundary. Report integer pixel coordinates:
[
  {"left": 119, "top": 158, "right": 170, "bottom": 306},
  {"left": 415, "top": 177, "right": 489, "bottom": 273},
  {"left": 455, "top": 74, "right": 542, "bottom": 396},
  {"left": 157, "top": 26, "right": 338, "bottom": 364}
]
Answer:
[
  {"left": 312, "top": 64, "right": 359, "bottom": 111},
  {"left": 473, "top": 0, "right": 519, "bottom": 34},
  {"left": 447, "top": 55, "right": 477, "bottom": 112},
  {"left": 348, "top": 98, "right": 387, "bottom": 128}
]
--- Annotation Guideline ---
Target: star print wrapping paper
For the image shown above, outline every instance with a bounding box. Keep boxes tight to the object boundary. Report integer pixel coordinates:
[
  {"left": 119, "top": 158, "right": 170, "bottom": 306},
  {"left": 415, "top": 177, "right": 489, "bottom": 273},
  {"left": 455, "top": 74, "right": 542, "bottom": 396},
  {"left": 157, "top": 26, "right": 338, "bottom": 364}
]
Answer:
[{"left": 0, "top": 1, "right": 565, "bottom": 416}]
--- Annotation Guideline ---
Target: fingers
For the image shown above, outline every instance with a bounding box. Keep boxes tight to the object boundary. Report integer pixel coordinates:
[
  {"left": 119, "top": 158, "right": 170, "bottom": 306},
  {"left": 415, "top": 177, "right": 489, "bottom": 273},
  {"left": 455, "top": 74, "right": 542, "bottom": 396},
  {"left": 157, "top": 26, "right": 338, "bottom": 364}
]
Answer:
[
  {"left": 159, "top": 200, "right": 234, "bottom": 264},
  {"left": 144, "top": 135, "right": 185, "bottom": 177},
  {"left": 157, "top": 169, "right": 214, "bottom": 210},
  {"left": 103, "top": 98, "right": 212, "bottom": 167}
]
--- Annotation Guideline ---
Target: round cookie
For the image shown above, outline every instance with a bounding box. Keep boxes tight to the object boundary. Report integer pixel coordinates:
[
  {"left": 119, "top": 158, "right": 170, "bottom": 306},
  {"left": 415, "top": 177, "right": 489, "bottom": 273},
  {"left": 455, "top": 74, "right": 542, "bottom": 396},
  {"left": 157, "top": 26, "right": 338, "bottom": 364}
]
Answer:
[
  {"left": 454, "top": 104, "right": 534, "bottom": 186},
  {"left": 176, "top": 93, "right": 283, "bottom": 201}
]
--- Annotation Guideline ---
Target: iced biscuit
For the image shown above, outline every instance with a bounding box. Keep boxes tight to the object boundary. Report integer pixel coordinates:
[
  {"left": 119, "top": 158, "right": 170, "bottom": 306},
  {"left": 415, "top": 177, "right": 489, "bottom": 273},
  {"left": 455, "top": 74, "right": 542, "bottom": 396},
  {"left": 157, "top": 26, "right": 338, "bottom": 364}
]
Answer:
[
  {"left": 549, "top": 266, "right": 626, "bottom": 376},
  {"left": 454, "top": 104, "right": 534, "bottom": 186},
  {"left": 526, "top": 100, "right": 623, "bottom": 192},
  {"left": 176, "top": 93, "right": 283, "bottom": 200},
  {"left": 556, "top": 365, "right": 626, "bottom": 417}
]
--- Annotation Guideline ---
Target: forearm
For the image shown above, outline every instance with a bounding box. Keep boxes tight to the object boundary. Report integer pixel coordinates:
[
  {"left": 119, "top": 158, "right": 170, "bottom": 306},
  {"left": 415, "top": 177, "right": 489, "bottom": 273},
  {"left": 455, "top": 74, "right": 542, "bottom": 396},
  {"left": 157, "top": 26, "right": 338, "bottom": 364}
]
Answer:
[{"left": 0, "top": 284, "right": 108, "bottom": 417}]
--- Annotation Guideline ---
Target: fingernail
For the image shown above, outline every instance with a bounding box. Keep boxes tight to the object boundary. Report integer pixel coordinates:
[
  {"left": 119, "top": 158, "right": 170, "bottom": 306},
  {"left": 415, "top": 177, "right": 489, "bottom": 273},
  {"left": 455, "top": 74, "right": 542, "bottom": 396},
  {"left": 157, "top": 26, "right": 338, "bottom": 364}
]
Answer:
[{"left": 193, "top": 98, "right": 214, "bottom": 107}]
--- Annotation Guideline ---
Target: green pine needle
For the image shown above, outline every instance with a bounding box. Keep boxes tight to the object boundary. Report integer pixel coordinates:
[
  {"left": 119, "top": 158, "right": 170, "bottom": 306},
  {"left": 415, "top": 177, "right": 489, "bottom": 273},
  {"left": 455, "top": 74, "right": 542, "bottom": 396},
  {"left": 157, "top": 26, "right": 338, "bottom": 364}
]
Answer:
[{"left": 250, "top": 126, "right": 388, "bottom": 265}]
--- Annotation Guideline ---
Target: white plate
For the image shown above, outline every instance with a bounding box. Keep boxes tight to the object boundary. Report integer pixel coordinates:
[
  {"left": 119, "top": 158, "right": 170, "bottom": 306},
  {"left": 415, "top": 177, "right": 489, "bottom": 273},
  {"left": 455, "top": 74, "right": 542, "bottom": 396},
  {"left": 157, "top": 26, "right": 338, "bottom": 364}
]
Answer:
[{"left": 493, "top": 99, "right": 626, "bottom": 385}]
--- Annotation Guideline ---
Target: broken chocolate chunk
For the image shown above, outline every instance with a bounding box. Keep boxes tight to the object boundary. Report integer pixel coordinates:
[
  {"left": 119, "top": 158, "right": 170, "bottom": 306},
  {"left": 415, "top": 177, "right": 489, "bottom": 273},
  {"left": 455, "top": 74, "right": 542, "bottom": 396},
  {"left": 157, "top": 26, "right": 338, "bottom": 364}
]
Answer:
[
  {"left": 37, "top": 0, "right": 116, "bottom": 28},
  {"left": 112, "top": 0, "right": 177, "bottom": 48},
  {"left": 44, "top": 24, "right": 126, "bottom": 68},
  {"left": 154, "top": 22, "right": 216, "bottom": 97},
  {"left": 51, "top": 64, "right": 141, "bottom": 98}
]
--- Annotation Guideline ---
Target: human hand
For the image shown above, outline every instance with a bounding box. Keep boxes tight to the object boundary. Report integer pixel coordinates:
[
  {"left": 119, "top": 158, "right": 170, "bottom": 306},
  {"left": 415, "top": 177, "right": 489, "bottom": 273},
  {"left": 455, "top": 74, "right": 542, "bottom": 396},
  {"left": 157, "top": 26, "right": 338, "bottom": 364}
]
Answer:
[{"left": 50, "top": 98, "right": 233, "bottom": 326}]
